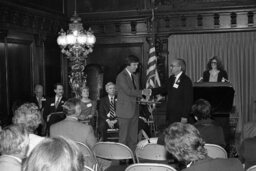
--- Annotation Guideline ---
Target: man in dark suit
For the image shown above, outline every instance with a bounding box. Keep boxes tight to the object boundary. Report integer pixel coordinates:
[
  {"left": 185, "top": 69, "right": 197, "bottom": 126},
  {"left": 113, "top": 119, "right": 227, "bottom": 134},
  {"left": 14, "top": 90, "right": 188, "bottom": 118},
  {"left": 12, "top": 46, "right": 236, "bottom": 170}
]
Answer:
[
  {"left": 98, "top": 82, "right": 118, "bottom": 141},
  {"left": 152, "top": 58, "right": 193, "bottom": 124},
  {"left": 43, "top": 83, "right": 66, "bottom": 122},
  {"left": 116, "top": 55, "right": 150, "bottom": 152},
  {"left": 30, "top": 84, "right": 47, "bottom": 135},
  {"left": 30, "top": 84, "right": 46, "bottom": 111}
]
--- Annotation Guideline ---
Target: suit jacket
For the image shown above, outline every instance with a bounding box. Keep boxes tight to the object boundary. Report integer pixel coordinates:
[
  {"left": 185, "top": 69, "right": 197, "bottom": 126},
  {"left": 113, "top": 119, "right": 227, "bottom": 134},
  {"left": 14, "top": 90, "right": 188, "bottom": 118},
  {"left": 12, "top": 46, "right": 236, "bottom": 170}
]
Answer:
[
  {"left": 194, "top": 119, "right": 226, "bottom": 147},
  {"left": 50, "top": 117, "right": 97, "bottom": 149},
  {"left": 99, "top": 96, "right": 117, "bottom": 123},
  {"left": 30, "top": 96, "right": 46, "bottom": 111},
  {"left": 0, "top": 155, "right": 22, "bottom": 171},
  {"left": 116, "top": 69, "right": 142, "bottom": 118},
  {"left": 43, "top": 96, "right": 66, "bottom": 121},
  {"left": 152, "top": 72, "right": 193, "bottom": 123},
  {"left": 203, "top": 70, "right": 228, "bottom": 82},
  {"left": 183, "top": 158, "right": 243, "bottom": 171},
  {"left": 238, "top": 136, "right": 256, "bottom": 170}
]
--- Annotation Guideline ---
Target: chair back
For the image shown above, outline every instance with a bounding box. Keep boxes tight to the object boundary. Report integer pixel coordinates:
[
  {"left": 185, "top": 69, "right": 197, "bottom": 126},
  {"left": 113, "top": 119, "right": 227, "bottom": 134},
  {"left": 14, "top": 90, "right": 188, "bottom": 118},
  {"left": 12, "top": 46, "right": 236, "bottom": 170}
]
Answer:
[
  {"left": 125, "top": 163, "right": 177, "bottom": 171},
  {"left": 84, "top": 165, "right": 95, "bottom": 171},
  {"left": 76, "top": 142, "right": 98, "bottom": 171},
  {"left": 205, "top": 143, "right": 227, "bottom": 158},
  {"left": 247, "top": 165, "right": 256, "bottom": 171},
  {"left": 93, "top": 142, "right": 135, "bottom": 163},
  {"left": 135, "top": 144, "right": 167, "bottom": 162}
]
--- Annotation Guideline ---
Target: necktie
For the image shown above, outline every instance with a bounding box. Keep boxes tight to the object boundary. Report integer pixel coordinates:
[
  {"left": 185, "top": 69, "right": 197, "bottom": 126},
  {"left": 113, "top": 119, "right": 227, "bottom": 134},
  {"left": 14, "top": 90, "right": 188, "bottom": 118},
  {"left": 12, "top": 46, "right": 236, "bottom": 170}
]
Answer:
[
  {"left": 131, "top": 74, "right": 137, "bottom": 89},
  {"left": 55, "top": 97, "right": 60, "bottom": 109},
  {"left": 38, "top": 97, "right": 42, "bottom": 109},
  {"left": 109, "top": 97, "right": 115, "bottom": 118}
]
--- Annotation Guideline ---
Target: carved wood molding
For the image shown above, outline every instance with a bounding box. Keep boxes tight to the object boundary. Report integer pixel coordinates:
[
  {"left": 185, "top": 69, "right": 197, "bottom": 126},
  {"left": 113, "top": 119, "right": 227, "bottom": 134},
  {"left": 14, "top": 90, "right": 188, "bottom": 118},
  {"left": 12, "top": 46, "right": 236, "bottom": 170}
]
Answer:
[{"left": 0, "top": 1, "right": 66, "bottom": 35}]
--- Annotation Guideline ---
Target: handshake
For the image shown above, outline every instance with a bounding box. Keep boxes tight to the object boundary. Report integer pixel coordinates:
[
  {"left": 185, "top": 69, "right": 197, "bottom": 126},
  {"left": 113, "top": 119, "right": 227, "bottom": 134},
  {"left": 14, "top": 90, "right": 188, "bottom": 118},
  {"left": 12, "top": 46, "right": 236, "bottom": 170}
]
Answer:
[{"left": 142, "top": 89, "right": 152, "bottom": 97}]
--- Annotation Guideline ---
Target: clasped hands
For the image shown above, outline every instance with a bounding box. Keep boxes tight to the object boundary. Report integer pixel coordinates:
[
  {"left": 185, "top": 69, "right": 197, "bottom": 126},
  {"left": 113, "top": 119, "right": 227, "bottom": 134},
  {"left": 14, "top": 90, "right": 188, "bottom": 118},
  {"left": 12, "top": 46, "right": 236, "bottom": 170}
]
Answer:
[
  {"left": 106, "top": 118, "right": 117, "bottom": 129},
  {"left": 142, "top": 89, "right": 152, "bottom": 97}
]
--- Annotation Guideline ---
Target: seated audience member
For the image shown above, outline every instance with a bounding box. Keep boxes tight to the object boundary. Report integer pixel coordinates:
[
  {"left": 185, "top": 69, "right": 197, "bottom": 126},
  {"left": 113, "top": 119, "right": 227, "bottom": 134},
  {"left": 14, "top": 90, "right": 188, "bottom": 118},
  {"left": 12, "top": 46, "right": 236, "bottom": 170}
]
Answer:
[
  {"left": 98, "top": 82, "right": 118, "bottom": 141},
  {"left": 238, "top": 134, "right": 256, "bottom": 170},
  {"left": 50, "top": 98, "right": 97, "bottom": 149},
  {"left": 43, "top": 83, "right": 66, "bottom": 122},
  {"left": 23, "top": 136, "right": 86, "bottom": 171},
  {"left": 0, "top": 125, "right": 29, "bottom": 171},
  {"left": 164, "top": 122, "right": 243, "bottom": 171},
  {"left": 79, "top": 86, "right": 97, "bottom": 126},
  {"left": 12, "top": 103, "right": 45, "bottom": 156},
  {"left": 241, "top": 121, "right": 256, "bottom": 142},
  {"left": 192, "top": 99, "right": 226, "bottom": 147},
  {"left": 202, "top": 56, "right": 228, "bottom": 82}
]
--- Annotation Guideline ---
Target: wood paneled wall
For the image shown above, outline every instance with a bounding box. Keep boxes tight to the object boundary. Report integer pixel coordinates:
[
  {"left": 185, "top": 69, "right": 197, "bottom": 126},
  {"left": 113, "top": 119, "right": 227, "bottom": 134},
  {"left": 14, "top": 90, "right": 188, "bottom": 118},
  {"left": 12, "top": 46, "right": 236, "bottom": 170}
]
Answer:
[
  {"left": 1, "top": 0, "right": 256, "bottom": 126},
  {"left": 0, "top": 1, "right": 66, "bottom": 125}
]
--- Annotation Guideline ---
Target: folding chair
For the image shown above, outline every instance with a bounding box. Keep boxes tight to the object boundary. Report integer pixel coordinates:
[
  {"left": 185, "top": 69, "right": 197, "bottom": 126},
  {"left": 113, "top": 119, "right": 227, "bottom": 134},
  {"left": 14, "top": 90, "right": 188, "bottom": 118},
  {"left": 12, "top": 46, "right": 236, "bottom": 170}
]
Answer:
[
  {"left": 125, "top": 163, "right": 177, "bottom": 171},
  {"left": 76, "top": 142, "right": 99, "bottom": 171},
  {"left": 205, "top": 143, "right": 228, "bottom": 158},
  {"left": 247, "top": 165, "right": 256, "bottom": 171},
  {"left": 84, "top": 165, "right": 94, "bottom": 171},
  {"left": 135, "top": 144, "right": 168, "bottom": 163},
  {"left": 93, "top": 142, "right": 136, "bottom": 171}
]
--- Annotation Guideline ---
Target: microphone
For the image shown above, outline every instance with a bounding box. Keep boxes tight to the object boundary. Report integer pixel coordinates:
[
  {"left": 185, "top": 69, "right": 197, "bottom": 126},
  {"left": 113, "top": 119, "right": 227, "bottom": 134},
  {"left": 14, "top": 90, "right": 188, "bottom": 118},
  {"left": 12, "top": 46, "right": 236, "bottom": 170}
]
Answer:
[
  {"left": 221, "top": 78, "right": 230, "bottom": 83},
  {"left": 197, "top": 77, "right": 203, "bottom": 82}
]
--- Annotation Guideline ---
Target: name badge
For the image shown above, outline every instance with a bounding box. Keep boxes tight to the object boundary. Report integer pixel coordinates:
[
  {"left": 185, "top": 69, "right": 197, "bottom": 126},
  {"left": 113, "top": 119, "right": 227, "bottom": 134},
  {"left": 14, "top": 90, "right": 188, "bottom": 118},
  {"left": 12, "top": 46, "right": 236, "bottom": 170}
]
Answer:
[
  {"left": 50, "top": 103, "right": 55, "bottom": 106},
  {"left": 173, "top": 83, "right": 179, "bottom": 88},
  {"left": 87, "top": 103, "right": 92, "bottom": 107}
]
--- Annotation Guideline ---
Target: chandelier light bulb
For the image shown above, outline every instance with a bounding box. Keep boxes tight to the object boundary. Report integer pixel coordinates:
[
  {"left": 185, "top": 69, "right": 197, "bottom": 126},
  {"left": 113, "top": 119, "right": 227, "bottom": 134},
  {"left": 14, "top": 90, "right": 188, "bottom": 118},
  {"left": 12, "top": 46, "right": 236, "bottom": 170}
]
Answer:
[
  {"left": 73, "top": 30, "right": 78, "bottom": 37},
  {"left": 86, "top": 33, "right": 96, "bottom": 45},
  {"left": 77, "top": 34, "right": 87, "bottom": 44},
  {"left": 66, "top": 34, "right": 76, "bottom": 45},
  {"left": 57, "top": 34, "right": 67, "bottom": 46}
]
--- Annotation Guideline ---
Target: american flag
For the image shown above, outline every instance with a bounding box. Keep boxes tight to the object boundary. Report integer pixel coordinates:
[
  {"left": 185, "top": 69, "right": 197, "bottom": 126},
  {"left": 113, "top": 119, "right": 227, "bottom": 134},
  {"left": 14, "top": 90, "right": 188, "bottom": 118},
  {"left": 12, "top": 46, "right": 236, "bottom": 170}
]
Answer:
[{"left": 146, "top": 43, "right": 161, "bottom": 90}]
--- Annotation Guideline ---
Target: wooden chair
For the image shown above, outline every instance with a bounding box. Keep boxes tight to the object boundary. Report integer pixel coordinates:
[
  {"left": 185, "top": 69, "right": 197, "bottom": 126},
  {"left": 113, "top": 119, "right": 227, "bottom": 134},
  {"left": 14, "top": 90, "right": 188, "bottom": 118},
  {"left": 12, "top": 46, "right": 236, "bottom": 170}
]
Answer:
[
  {"left": 135, "top": 144, "right": 167, "bottom": 163},
  {"left": 205, "top": 143, "right": 228, "bottom": 158},
  {"left": 76, "top": 142, "right": 98, "bottom": 171},
  {"left": 125, "top": 163, "right": 177, "bottom": 171},
  {"left": 247, "top": 165, "right": 256, "bottom": 171}
]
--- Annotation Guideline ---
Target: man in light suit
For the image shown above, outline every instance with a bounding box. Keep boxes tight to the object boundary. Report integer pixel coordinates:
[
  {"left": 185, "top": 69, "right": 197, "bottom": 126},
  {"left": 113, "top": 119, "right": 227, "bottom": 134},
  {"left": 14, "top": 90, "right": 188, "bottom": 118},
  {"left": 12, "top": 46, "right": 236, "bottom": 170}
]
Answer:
[
  {"left": 98, "top": 82, "right": 118, "bottom": 141},
  {"left": 116, "top": 55, "right": 150, "bottom": 152},
  {"left": 0, "top": 125, "right": 29, "bottom": 171},
  {"left": 152, "top": 58, "right": 193, "bottom": 124},
  {"left": 43, "top": 83, "right": 66, "bottom": 122},
  {"left": 50, "top": 98, "right": 97, "bottom": 149}
]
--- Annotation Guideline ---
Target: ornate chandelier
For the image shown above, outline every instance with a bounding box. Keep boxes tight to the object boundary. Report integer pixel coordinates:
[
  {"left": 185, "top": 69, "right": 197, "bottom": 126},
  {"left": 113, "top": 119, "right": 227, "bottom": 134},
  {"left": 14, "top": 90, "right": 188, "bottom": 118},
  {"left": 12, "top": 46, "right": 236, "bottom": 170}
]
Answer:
[{"left": 57, "top": 2, "right": 96, "bottom": 97}]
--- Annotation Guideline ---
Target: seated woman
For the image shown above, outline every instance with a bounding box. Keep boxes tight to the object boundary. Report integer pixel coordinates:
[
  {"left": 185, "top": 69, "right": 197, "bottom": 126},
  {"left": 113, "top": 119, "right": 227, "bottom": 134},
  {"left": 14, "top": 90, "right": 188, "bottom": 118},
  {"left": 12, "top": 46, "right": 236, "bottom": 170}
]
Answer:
[
  {"left": 192, "top": 99, "right": 226, "bottom": 148},
  {"left": 79, "top": 86, "right": 97, "bottom": 125},
  {"left": 23, "top": 136, "right": 87, "bottom": 171},
  {"left": 0, "top": 125, "right": 29, "bottom": 171},
  {"left": 202, "top": 56, "right": 228, "bottom": 82},
  {"left": 164, "top": 122, "right": 243, "bottom": 171},
  {"left": 12, "top": 103, "right": 45, "bottom": 156}
]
